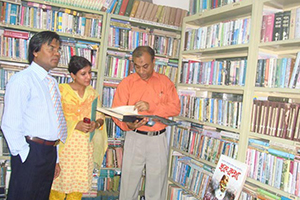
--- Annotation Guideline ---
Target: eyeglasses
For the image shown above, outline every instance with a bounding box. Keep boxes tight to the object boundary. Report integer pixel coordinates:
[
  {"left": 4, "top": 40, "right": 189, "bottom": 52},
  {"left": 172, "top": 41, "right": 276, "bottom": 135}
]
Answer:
[{"left": 47, "top": 45, "right": 63, "bottom": 54}]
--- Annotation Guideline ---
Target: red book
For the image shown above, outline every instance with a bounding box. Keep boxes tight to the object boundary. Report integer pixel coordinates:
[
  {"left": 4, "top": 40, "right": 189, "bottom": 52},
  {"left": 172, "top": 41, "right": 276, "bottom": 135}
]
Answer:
[
  {"left": 264, "top": 13, "right": 275, "bottom": 42},
  {"left": 3, "top": 29, "right": 29, "bottom": 39},
  {"left": 118, "top": 0, "right": 129, "bottom": 16}
]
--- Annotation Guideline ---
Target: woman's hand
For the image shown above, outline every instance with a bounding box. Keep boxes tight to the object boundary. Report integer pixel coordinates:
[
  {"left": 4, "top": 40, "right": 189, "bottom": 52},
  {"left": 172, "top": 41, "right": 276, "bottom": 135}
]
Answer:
[
  {"left": 75, "top": 121, "right": 91, "bottom": 133},
  {"left": 88, "top": 119, "right": 104, "bottom": 133}
]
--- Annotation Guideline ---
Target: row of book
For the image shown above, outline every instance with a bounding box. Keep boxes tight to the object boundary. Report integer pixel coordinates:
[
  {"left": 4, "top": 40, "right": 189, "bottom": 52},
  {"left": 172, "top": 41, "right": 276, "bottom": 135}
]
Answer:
[
  {"left": 189, "top": 0, "right": 243, "bottom": 16},
  {"left": 0, "top": 134, "right": 9, "bottom": 158},
  {"left": 170, "top": 154, "right": 249, "bottom": 200},
  {"left": 180, "top": 59, "right": 247, "bottom": 86},
  {"left": 0, "top": 29, "right": 29, "bottom": 61},
  {"left": 105, "top": 118, "right": 125, "bottom": 139},
  {"left": 0, "top": 64, "right": 97, "bottom": 94},
  {"left": 170, "top": 156, "right": 213, "bottom": 199},
  {"left": 154, "top": 58, "right": 178, "bottom": 83},
  {"left": 1, "top": 2, "right": 103, "bottom": 39},
  {"left": 168, "top": 184, "right": 264, "bottom": 200},
  {"left": 184, "top": 17, "right": 251, "bottom": 51},
  {"left": 97, "top": 170, "right": 121, "bottom": 192},
  {"left": 102, "top": 143, "right": 123, "bottom": 169},
  {"left": 179, "top": 91, "right": 243, "bottom": 129},
  {"left": 59, "top": 38, "right": 99, "bottom": 69},
  {"left": 0, "top": 28, "right": 99, "bottom": 69},
  {"left": 108, "top": 19, "right": 181, "bottom": 57},
  {"left": 168, "top": 184, "right": 198, "bottom": 200},
  {"left": 256, "top": 52, "right": 300, "bottom": 89},
  {"left": 0, "top": 67, "right": 18, "bottom": 91},
  {"left": 0, "top": 159, "right": 10, "bottom": 194},
  {"left": 246, "top": 138, "right": 300, "bottom": 196},
  {"left": 102, "top": 86, "right": 117, "bottom": 108},
  {"left": 173, "top": 122, "right": 239, "bottom": 164},
  {"left": 38, "top": 0, "right": 188, "bottom": 27},
  {"left": 97, "top": 169, "right": 145, "bottom": 193},
  {"left": 104, "top": 51, "right": 178, "bottom": 81},
  {"left": 250, "top": 98, "right": 300, "bottom": 141},
  {"left": 261, "top": 8, "right": 300, "bottom": 43},
  {"left": 106, "top": 0, "right": 187, "bottom": 27}
]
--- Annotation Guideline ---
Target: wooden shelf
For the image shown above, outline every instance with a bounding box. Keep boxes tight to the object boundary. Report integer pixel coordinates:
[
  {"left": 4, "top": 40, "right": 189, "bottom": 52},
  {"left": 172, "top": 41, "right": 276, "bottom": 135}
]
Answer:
[
  {"left": 254, "top": 87, "right": 300, "bottom": 95},
  {"left": 259, "top": 38, "right": 300, "bottom": 55},
  {"left": 110, "top": 14, "right": 182, "bottom": 32},
  {"left": 184, "top": 0, "right": 253, "bottom": 26},
  {"left": 177, "top": 84, "right": 245, "bottom": 94},
  {"left": 182, "top": 44, "right": 249, "bottom": 60},
  {"left": 0, "top": 23, "right": 103, "bottom": 43},
  {"left": 174, "top": 116, "right": 241, "bottom": 133},
  {"left": 246, "top": 178, "right": 300, "bottom": 200},
  {"left": 263, "top": 0, "right": 300, "bottom": 9},
  {"left": 23, "top": 0, "right": 106, "bottom": 14}
]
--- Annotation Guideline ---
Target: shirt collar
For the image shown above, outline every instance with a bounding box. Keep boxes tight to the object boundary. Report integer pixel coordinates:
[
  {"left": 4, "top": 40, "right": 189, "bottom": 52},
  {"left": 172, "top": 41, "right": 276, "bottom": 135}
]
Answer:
[
  {"left": 29, "top": 61, "right": 49, "bottom": 81},
  {"left": 132, "top": 71, "right": 159, "bottom": 82}
]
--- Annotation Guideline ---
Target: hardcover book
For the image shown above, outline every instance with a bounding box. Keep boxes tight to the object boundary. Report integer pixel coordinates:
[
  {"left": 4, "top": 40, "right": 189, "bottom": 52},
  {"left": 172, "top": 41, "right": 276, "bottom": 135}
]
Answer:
[
  {"left": 203, "top": 155, "right": 248, "bottom": 200},
  {"left": 97, "top": 105, "right": 178, "bottom": 126}
]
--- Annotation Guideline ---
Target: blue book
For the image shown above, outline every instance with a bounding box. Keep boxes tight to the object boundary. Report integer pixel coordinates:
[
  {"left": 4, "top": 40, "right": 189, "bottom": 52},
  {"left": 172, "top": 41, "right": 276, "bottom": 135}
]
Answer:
[
  {"left": 203, "top": 0, "right": 207, "bottom": 10},
  {"left": 210, "top": 99, "right": 214, "bottom": 123},
  {"left": 114, "top": 28, "right": 120, "bottom": 47},
  {"left": 107, "top": 0, "right": 118, "bottom": 13},
  {"left": 5, "top": 3, "right": 10, "bottom": 24},
  {"left": 268, "top": 148, "right": 295, "bottom": 160},
  {"left": 57, "top": 12, "right": 63, "bottom": 32},
  {"left": 242, "top": 18, "right": 248, "bottom": 43},
  {"left": 218, "top": 62, "right": 222, "bottom": 85},
  {"left": 248, "top": 138, "right": 269, "bottom": 147},
  {"left": 135, "top": 32, "right": 139, "bottom": 48},
  {"left": 280, "top": 58, "right": 287, "bottom": 88},
  {"left": 9, "top": 4, "right": 18, "bottom": 25},
  {"left": 218, "top": 99, "right": 223, "bottom": 124},
  {"left": 213, "top": 61, "right": 217, "bottom": 85}
]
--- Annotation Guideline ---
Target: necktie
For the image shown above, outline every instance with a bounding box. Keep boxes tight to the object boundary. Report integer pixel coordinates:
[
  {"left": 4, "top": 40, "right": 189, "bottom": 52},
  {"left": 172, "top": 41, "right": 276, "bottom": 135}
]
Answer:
[{"left": 47, "top": 76, "right": 67, "bottom": 143}]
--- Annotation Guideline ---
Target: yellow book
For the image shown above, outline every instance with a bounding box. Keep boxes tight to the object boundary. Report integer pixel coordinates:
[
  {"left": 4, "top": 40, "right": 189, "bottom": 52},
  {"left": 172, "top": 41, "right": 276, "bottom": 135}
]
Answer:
[
  {"left": 158, "top": 6, "right": 166, "bottom": 24},
  {"left": 53, "top": 11, "right": 58, "bottom": 32},
  {"left": 134, "top": 1, "right": 145, "bottom": 19},
  {"left": 129, "top": 0, "right": 140, "bottom": 18},
  {"left": 154, "top": 5, "right": 163, "bottom": 23},
  {"left": 29, "top": 7, "right": 34, "bottom": 28}
]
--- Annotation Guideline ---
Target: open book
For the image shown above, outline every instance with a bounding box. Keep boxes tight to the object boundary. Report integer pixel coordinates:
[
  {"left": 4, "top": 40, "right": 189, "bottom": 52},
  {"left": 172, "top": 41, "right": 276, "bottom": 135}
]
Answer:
[{"left": 97, "top": 106, "right": 178, "bottom": 126}]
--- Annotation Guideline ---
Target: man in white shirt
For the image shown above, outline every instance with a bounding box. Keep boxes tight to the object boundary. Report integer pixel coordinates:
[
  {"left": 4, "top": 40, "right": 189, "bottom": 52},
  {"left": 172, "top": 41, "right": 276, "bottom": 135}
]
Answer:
[{"left": 1, "top": 31, "right": 67, "bottom": 200}]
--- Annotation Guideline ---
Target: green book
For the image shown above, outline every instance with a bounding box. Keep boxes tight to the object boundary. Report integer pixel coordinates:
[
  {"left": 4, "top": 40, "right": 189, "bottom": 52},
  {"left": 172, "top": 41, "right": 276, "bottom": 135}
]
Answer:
[
  {"left": 114, "top": 0, "right": 123, "bottom": 14},
  {"left": 89, "top": 98, "right": 97, "bottom": 141},
  {"left": 124, "top": 0, "right": 135, "bottom": 16}
]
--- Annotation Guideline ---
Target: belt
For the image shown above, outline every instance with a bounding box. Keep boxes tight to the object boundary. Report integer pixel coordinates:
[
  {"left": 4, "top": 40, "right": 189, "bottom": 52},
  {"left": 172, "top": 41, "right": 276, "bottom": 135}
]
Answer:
[
  {"left": 25, "top": 136, "right": 60, "bottom": 146},
  {"left": 134, "top": 129, "right": 166, "bottom": 136}
]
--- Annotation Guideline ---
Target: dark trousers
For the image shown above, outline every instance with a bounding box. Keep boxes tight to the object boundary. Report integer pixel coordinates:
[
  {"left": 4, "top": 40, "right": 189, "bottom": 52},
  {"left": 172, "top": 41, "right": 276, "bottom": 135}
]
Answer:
[{"left": 7, "top": 139, "right": 57, "bottom": 200}]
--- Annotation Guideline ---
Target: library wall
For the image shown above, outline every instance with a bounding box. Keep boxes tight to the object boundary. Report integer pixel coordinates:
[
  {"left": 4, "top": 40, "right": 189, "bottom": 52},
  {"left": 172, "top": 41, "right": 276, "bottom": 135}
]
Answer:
[{"left": 153, "top": 0, "right": 189, "bottom": 10}]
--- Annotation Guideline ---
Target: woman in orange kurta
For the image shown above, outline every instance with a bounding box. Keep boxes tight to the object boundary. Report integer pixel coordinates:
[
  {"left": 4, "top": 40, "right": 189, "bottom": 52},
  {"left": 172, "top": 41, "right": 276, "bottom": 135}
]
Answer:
[{"left": 50, "top": 56, "right": 107, "bottom": 200}]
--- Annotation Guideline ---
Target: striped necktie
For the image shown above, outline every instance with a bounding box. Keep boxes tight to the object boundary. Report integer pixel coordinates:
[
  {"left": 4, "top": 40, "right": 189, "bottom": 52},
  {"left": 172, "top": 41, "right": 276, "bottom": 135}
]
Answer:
[{"left": 47, "top": 76, "right": 67, "bottom": 143}]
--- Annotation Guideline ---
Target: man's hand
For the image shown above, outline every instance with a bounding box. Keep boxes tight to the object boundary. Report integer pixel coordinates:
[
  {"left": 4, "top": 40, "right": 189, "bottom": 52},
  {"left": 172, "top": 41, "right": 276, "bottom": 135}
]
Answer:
[
  {"left": 54, "top": 163, "right": 61, "bottom": 179},
  {"left": 134, "top": 101, "right": 149, "bottom": 112},
  {"left": 126, "top": 118, "right": 148, "bottom": 130}
]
